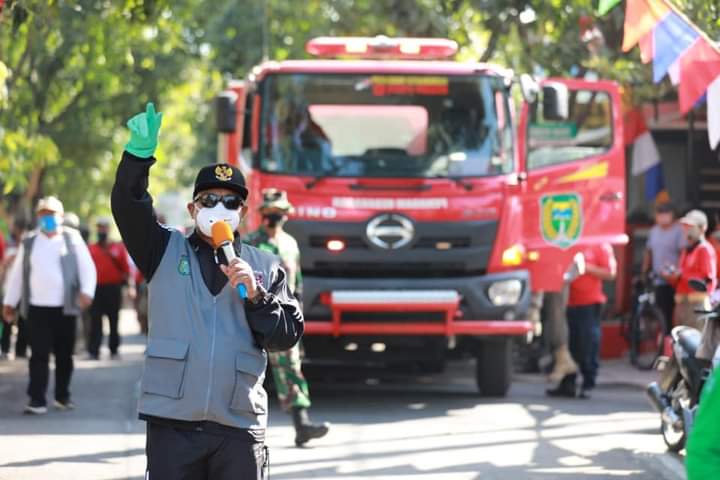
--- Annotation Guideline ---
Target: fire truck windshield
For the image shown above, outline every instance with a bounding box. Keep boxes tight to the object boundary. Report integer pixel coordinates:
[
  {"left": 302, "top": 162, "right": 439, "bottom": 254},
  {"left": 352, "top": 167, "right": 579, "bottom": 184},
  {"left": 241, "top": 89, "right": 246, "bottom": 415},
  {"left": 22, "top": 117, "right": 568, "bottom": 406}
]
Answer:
[{"left": 260, "top": 73, "right": 513, "bottom": 178}]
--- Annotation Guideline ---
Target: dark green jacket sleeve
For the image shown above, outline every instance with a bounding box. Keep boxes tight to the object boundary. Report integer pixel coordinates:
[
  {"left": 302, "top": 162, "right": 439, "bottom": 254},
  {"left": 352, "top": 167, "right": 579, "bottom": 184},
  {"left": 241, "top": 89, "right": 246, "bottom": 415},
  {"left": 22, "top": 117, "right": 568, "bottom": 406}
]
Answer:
[{"left": 687, "top": 366, "right": 720, "bottom": 479}]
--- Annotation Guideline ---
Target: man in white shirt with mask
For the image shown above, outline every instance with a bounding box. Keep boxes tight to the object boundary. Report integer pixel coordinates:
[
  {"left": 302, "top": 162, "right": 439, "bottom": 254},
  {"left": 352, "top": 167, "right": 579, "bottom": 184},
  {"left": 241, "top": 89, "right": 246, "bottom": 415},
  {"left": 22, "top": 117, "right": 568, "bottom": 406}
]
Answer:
[{"left": 2, "top": 196, "right": 96, "bottom": 414}]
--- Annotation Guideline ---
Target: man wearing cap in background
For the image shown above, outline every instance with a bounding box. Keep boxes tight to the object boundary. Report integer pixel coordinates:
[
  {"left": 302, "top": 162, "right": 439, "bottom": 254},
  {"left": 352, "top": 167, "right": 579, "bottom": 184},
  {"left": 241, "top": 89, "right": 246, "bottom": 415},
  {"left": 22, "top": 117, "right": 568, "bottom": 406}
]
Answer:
[
  {"left": 245, "top": 189, "right": 330, "bottom": 447},
  {"left": 88, "top": 217, "right": 131, "bottom": 359},
  {"left": 2, "top": 196, "right": 96, "bottom": 414},
  {"left": 664, "top": 209, "right": 718, "bottom": 360},
  {"left": 642, "top": 202, "right": 685, "bottom": 333},
  {"left": 112, "top": 103, "right": 302, "bottom": 478}
]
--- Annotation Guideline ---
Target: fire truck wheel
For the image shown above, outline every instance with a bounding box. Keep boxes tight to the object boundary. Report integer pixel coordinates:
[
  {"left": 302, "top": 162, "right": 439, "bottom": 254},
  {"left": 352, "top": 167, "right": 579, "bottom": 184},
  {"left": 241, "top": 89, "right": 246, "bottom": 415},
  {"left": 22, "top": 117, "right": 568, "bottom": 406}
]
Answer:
[{"left": 475, "top": 339, "right": 512, "bottom": 397}]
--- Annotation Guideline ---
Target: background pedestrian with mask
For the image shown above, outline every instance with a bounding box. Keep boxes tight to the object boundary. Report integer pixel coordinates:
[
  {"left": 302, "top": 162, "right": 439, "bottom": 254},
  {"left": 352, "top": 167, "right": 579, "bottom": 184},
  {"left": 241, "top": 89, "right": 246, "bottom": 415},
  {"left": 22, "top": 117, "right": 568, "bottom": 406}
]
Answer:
[
  {"left": 112, "top": 103, "right": 303, "bottom": 479},
  {"left": 245, "top": 189, "right": 330, "bottom": 447},
  {"left": 88, "top": 217, "right": 130, "bottom": 359},
  {"left": 2, "top": 197, "right": 96, "bottom": 414}
]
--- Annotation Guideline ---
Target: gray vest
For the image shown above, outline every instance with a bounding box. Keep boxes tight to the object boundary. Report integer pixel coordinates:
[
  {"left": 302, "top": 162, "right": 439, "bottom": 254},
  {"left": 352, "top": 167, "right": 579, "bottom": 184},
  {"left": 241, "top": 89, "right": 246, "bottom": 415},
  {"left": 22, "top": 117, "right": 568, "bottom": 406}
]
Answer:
[
  {"left": 138, "top": 230, "right": 278, "bottom": 430},
  {"left": 20, "top": 230, "right": 81, "bottom": 318}
]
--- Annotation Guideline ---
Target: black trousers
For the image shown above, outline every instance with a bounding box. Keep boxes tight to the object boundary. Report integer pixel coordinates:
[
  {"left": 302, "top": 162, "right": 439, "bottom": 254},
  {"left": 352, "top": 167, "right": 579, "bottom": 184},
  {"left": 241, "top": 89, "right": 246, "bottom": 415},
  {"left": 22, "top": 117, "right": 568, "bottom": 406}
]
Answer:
[
  {"left": 89, "top": 284, "right": 122, "bottom": 356},
  {"left": 26, "top": 306, "right": 76, "bottom": 404},
  {"left": 654, "top": 283, "right": 676, "bottom": 335},
  {"left": 567, "top": 303, "right": 602, "bottom": 390},
  {"left": 146, "top": 422, "right": 266, "bottom": 480},
  {"left": 1, "top": 316, "right": 27, "bottom": 357}
]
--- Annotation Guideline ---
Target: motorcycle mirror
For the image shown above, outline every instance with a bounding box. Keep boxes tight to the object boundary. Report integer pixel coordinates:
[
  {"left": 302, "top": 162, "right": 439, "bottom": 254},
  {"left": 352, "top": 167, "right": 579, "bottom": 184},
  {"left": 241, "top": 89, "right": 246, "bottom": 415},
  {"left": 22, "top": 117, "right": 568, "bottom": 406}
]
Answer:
[{"left": 688, "top": 278, "right": 708, "bottom": 293}]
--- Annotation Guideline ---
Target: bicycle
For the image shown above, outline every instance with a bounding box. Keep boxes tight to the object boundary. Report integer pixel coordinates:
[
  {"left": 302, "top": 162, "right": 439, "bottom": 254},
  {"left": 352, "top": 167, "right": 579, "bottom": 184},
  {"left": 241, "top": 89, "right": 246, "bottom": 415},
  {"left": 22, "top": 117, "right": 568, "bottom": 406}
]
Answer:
[{"left": 623, "top": 276, "right": 667, "bottom": 370}]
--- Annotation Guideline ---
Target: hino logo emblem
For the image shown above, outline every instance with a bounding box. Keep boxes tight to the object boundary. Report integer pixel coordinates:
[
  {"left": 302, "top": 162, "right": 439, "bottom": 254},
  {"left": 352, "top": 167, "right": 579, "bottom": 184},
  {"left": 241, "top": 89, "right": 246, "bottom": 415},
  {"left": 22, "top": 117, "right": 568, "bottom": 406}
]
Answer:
[{"left": 366, "top": 214, "right": 415, "bottom": 250}]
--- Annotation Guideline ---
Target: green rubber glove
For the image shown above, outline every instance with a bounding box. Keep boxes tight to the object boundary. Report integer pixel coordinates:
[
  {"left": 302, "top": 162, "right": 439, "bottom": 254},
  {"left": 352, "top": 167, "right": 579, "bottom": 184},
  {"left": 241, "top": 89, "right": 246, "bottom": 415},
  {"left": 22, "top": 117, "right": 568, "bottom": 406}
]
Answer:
[
  {"left": 687, "top": 366, "right": 720, "bottom": 479},
  {"left": 125, "top": 102, "right": 163, "bottom": 158}
]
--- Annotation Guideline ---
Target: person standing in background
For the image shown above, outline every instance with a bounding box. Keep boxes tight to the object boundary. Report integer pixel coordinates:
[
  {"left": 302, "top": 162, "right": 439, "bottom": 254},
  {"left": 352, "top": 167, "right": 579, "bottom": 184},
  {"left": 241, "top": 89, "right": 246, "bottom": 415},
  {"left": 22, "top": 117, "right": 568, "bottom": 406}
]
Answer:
[
  {"left": 88, "top": 217, "right": 130, "bottom": 360},
  {"left": 664, "top": 210, "right": 718, "bottom": 360},
  {"left": 245, "top": 189, "right": 330, "bottom": 447},
  {"left": 1, "top": 219, "right": 29, "bottom": 360},
  {"left": 548, "top": 243, "right": 616, "bottom": 399},
  {"left": 642, "top": 202, "right": 685, "bottom": 333},
  {"left": 2, "top": 197, "right": 96, "bottom": 414}
]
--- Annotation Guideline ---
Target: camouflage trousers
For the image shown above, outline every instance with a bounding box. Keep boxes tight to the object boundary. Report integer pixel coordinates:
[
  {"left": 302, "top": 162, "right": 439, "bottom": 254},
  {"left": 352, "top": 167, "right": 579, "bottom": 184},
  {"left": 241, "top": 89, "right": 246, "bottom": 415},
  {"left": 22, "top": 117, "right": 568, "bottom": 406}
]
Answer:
[{"left": 269, "top": 343, "right": 311, "bottom": 411}]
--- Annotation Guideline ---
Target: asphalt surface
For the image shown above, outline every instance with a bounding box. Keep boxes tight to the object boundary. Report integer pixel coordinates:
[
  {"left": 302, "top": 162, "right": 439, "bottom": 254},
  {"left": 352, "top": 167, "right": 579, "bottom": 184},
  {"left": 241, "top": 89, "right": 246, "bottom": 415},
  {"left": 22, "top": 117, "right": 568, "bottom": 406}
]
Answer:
[{"left": 0, "top": 310, "right": 687, "bottom": 480}]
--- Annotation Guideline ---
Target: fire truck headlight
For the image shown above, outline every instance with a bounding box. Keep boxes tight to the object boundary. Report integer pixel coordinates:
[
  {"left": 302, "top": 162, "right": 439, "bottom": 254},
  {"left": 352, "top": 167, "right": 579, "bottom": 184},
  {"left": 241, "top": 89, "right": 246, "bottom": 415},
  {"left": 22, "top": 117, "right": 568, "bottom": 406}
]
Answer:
[{"left": 488, "top": 280, "right": 523, "bottom": 306}]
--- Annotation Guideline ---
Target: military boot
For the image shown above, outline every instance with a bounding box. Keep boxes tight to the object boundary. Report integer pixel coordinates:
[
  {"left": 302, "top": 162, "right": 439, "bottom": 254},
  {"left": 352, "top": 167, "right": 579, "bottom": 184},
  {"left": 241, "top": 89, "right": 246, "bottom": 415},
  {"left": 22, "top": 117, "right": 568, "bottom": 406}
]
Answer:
[
  {"left": 548, "top": 345, "right": 578, "bottom": 384},
  {"left": 292, "top": 407, "right": 330, "bottom": 447}
]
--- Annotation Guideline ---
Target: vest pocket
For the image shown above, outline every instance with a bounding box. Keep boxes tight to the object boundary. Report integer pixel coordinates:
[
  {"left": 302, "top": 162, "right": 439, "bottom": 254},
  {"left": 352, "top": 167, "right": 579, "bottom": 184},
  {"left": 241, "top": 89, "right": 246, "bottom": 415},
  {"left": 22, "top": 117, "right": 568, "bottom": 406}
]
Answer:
[
  {"left": 230, "top": 352, "right": 267, "bottom": 414},
  {"left": 142, "top": 338, "right": 190, "bottom": 399}
]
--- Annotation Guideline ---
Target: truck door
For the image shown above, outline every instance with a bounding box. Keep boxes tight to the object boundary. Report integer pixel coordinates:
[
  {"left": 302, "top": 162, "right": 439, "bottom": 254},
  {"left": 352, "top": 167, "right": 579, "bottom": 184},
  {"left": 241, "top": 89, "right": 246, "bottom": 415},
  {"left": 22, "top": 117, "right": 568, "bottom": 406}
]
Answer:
[{"left": 519, "top": 78, "right": 626, "bottom": 292}]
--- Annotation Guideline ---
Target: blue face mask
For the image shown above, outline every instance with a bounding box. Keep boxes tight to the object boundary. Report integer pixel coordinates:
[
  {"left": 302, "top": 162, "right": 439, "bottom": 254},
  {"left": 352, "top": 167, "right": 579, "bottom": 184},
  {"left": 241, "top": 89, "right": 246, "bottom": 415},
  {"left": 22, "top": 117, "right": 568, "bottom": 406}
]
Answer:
[{"left": 39, "top": 215, "right": 58, "bottom": 233}]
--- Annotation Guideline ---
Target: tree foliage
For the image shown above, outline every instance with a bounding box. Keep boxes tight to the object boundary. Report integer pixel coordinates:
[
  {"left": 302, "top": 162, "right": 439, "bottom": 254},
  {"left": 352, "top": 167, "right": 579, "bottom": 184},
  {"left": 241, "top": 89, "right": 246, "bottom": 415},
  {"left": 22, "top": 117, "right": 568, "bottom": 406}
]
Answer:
[{"left": 0, "top": 0, "right": 717, "bottom": 228}]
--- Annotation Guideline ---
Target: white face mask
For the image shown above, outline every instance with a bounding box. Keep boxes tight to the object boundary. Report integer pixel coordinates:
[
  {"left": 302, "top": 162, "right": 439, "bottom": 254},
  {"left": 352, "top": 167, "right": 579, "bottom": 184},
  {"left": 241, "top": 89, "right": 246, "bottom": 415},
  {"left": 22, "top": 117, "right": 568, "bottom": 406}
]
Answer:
[{"left": 195, "top": 203, "right": 240, "bottom": 237}]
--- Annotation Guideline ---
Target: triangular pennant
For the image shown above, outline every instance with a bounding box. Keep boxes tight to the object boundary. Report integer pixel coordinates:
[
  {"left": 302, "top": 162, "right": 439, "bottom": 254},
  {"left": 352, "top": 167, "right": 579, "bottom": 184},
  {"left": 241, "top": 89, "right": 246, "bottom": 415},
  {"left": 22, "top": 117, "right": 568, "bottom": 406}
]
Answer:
[
  {"left": 652, "top": 12, "right": 699, "bottom": 82},
  {"left": 679, "top": 39, "right": 720, "bottom": 113},
  {"left": 622, "top": 0, "right": 670, "bottom": 52}
]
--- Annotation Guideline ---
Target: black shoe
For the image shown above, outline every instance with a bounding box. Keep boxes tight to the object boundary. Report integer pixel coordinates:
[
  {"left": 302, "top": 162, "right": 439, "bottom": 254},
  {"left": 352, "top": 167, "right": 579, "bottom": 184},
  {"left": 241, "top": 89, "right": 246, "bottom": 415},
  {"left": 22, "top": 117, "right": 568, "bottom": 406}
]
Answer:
[
  {"left": 53, "top": 399, "right": 76, "bottom": 411},
  {"left": 295, "top": 423, "right": 330, "bottom": 447},
  {"left": 578, "top": 388, "right": 593, "bottom": 400},
  {"left": 546, "top": 375, "right": 577, "bottom": 398},
  {"left": 24, "top": 401, "right": 48, "bottom": 415},
  {"left": 292, "top": 407, "right": 330, "bottom": 447}
]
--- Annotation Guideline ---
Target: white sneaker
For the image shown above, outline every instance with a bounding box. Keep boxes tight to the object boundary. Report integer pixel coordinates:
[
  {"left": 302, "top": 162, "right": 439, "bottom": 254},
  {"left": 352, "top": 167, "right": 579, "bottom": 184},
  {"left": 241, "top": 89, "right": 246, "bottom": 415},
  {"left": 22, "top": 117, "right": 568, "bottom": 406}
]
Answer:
[
  {"left": 24, "top": 403, "right": 48, "bottom": 415},
  {"left": 53, "top": 399, "right": 75, "bottom": 411}
]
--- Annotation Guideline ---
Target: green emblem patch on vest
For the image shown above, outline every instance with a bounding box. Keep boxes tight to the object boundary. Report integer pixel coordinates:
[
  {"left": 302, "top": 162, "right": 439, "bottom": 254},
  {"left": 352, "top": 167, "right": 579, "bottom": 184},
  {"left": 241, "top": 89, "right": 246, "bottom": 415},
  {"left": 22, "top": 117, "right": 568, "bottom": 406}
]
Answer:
[
  {"left": 540, "top": 193, "right": 582, "bottom": 249},
  {"left": 178, "top": 255, "right": 190, "bottom": 276}
]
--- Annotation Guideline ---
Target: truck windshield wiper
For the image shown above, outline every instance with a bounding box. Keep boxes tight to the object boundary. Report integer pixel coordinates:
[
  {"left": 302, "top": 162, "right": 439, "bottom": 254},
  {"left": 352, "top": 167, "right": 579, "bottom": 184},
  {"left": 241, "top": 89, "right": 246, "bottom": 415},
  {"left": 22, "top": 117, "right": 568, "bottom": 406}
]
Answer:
[{"left": 434, "top": 175, "right": 473, "bottom": 191}]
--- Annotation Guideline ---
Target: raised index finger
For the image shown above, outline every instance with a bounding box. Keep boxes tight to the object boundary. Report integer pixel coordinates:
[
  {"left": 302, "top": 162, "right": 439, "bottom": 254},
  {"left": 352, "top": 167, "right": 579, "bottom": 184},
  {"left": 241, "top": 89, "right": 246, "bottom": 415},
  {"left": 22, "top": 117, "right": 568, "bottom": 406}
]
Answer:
[{"left": 146, "top": 102, "right": 156, "bottom": 118}]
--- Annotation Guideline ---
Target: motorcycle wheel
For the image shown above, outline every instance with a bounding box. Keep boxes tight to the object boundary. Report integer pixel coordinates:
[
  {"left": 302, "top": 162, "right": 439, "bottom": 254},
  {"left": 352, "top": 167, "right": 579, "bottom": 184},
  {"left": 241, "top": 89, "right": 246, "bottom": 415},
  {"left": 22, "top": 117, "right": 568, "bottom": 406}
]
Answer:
[{"left": 661, "top": 413, "right": 686, "bottom": 452}]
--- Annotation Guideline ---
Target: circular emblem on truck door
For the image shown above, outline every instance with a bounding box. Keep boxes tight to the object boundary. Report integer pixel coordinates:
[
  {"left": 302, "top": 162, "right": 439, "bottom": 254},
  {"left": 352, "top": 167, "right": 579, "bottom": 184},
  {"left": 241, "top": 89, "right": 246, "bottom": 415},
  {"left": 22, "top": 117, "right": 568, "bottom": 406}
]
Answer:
[{"left": 366, "top": 214, "right": 415, "bottom": 250}]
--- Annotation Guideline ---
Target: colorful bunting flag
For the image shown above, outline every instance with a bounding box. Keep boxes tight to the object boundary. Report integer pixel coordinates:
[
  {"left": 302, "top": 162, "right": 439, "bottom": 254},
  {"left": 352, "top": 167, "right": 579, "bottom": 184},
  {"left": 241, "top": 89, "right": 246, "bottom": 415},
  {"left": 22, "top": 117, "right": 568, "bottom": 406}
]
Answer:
[
  {"left": 639, "top": 32, "right": 654, "bottom": 64},
  {"left": 652, "top": 12, "right": 699, "bottom": 82},
  {"left": 678, "top": 38, "right": 720, "bottom": 113},
  {"left": 622, "top": 0, "right": 670, "bottom": 52}
]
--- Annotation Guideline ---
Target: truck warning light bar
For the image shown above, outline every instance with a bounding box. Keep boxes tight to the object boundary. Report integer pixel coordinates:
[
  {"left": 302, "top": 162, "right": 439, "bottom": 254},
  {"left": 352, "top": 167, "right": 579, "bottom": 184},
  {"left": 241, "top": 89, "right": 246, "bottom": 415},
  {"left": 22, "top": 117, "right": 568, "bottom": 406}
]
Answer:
[{"left": 306, "top": 36, "right": 459, "bottom": 60}]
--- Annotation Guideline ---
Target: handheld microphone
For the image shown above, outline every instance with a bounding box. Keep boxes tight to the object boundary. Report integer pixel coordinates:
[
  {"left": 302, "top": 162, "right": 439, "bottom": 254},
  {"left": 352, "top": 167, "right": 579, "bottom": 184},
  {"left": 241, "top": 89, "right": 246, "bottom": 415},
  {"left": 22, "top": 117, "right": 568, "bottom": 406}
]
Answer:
[{"left": 211, "top": 221, "right": 247, "bottom": 299}]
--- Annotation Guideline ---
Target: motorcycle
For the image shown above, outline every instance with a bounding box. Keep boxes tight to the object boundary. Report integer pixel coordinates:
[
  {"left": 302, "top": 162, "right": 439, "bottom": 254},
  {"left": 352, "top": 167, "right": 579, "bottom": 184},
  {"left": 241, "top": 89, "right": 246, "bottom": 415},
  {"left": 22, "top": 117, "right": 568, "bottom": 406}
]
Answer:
[{"left": 646, "top": 279, "right": 715, "bottom": 452}]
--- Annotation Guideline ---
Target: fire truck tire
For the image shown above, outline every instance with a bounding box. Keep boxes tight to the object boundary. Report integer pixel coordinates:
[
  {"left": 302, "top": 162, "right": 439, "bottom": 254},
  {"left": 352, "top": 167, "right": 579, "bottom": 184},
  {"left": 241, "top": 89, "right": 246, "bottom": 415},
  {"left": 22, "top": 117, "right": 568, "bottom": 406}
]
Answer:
[{"left": 476, "top": 339, "right": 512, "bottom": 397}]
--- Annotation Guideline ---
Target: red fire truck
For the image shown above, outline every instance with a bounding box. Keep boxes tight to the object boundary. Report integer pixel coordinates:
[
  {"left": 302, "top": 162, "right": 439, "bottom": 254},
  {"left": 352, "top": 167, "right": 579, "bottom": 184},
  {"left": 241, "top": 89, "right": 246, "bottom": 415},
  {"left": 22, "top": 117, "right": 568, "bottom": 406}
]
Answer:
[{"left": 215, "top": 36, "right": 627, "bottom": 396}]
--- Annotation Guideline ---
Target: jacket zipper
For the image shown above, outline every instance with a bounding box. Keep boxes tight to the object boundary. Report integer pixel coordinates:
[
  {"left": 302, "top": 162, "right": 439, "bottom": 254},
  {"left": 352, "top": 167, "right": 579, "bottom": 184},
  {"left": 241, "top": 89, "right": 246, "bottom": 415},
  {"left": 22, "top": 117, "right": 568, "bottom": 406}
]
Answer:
[{"left": 203, "top": 296, "right": 218, "bottom": 418}]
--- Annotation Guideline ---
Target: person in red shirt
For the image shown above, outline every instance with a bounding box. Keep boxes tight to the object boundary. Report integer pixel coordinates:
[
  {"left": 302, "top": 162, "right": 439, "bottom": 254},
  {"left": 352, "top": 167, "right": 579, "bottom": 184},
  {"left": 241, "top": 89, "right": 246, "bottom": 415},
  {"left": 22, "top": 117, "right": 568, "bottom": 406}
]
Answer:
[
  {"left": 664, "top": 209, "right": 718, "bottom": 360},
  {"left": 88, "top": 217, "right": 130, "bottom": 359},
  {"left": 548, "top": 242, "right": 616, "bottom": 399}
]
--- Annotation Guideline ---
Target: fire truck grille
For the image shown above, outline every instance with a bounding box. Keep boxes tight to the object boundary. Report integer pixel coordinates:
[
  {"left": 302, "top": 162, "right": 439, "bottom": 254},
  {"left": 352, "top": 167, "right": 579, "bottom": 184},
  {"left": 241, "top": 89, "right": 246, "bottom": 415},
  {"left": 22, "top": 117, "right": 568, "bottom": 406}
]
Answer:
[
  {"left": 312, "top": 262, "right": 477, "bottom": 278},
  {"left": 340, "top": 311, "right": 446, "bottom": 323}
]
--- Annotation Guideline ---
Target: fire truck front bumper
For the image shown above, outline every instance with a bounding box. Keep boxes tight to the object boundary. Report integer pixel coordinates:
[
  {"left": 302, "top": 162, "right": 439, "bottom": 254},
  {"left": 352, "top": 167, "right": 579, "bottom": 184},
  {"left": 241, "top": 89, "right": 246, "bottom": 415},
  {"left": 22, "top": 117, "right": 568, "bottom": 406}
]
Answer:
[{"left": 302, "top": 270, "right": 532, "bottom": 337}]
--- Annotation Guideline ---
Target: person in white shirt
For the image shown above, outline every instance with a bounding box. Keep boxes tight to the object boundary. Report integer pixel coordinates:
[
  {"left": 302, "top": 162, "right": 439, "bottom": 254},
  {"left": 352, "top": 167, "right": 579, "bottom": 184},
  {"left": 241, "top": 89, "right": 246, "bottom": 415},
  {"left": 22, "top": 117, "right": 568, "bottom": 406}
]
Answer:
[{"left": 2, "top": 196, "right": 96, "bottom": 414}]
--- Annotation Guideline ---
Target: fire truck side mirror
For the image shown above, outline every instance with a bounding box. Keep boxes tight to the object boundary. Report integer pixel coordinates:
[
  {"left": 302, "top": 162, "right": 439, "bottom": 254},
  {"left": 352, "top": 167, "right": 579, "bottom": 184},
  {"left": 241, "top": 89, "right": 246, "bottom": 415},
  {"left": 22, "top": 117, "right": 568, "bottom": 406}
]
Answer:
[
  {"left": 216, "top": 91, "right": 238, "bottom": 133},
  {"left": 518, "top": 74, "right": 539, "bottom": 104},
  {"left": 541, "top": 82, "right": 569, "bottom": 121}
]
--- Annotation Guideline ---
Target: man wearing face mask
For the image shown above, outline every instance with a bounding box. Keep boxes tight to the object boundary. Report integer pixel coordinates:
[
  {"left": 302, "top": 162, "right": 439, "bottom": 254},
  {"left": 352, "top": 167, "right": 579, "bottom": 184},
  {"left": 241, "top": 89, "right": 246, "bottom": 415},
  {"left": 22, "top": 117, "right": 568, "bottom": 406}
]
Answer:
[
  {"left": 88, "top": 217, "right": 130, "bottom": 360},
  {"left": 2, "top": 196, "right": 96, "bottom": 414},
  {"left": 245, "top": 189, "right": 330, "bottom": 447},
  {"left": 663, "top": 209, "right": 718, "bottom": 359},
  {"left": 111, "top": 103, "right": 303, "bottom": 479}
]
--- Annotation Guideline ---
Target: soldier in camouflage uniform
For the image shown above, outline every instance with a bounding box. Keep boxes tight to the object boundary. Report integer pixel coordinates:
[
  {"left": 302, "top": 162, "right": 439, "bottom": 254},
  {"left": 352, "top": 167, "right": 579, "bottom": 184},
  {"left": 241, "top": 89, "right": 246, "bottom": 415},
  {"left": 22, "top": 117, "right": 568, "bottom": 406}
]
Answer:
[{"left": 245, "top": 189, "right": 330, "bottom": 447}]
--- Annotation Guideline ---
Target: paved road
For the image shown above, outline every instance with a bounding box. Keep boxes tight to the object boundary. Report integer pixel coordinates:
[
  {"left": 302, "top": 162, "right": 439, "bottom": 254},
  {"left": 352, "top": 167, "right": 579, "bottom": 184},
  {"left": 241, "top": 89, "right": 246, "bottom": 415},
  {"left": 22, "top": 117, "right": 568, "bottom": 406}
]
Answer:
[{"left": 0, "top": 311, "right": 686, "bottom": 480}]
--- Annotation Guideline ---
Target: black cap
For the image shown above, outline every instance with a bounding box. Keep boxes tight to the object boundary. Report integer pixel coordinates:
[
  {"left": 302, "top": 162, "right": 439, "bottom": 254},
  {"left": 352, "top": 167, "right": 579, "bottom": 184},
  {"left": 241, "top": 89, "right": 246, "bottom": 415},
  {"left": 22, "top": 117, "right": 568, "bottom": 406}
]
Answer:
[{"left": 193, "top": 164, "right": 248, "bottom": 199}]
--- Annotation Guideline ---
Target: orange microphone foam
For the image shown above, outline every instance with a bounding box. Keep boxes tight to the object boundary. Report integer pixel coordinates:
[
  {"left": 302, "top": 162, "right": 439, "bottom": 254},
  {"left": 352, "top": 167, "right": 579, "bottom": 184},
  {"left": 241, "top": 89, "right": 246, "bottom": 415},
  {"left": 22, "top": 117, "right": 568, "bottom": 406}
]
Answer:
[{"left": 211, "top": 221, "right": 234, "bottom": 248}]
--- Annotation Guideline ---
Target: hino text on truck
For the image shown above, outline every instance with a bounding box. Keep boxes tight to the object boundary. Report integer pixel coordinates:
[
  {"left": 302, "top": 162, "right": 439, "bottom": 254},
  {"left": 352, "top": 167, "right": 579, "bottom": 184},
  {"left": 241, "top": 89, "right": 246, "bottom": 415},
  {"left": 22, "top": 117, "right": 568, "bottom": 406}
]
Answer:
[{"left": 215, "top": 36, "right": 627, "bottom": 397}]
